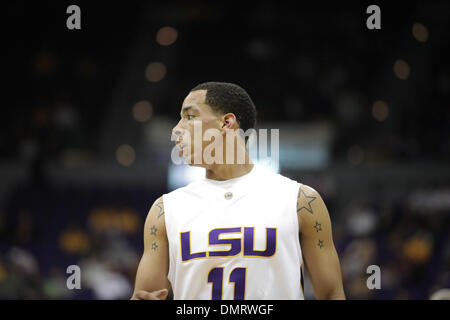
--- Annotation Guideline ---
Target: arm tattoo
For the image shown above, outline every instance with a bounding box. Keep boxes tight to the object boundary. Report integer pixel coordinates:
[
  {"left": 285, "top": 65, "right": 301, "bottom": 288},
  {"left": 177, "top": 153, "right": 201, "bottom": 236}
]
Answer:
[
  {"left": 151, "top": 242, "right": 158, "bottom": 251},
  {"left": 313, "top": 221, "right": 322, "bottom": 232},
  {"left": 297, "top": 187, "right": 316, "bottom": 214},
  {"left": 150, "top": 225, "right": 158, "bottom": 236},
  {"left": 317, "top": 239, "right": 324, "bottom": 249},
  {"left": 155, "top": 201, "right": 164, "bottom": 219}
]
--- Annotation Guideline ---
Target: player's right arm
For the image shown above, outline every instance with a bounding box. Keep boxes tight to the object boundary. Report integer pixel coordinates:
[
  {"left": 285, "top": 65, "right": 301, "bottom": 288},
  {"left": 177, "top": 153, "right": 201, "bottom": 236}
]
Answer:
[{"left": 131, "top": 196, "right": 170, "bottom": 300}]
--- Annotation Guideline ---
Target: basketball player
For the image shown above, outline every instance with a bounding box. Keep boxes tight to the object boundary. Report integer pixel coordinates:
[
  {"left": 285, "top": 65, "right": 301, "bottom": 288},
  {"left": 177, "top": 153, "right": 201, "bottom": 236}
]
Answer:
[{"left": 131, "top": 82, "right": 345, "bottom": 300}]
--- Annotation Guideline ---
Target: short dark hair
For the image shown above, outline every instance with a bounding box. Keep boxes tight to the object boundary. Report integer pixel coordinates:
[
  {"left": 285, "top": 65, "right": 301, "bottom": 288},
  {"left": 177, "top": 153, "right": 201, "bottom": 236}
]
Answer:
[{"left": 191, "top": 82, "right": 257, "bottom": 133}]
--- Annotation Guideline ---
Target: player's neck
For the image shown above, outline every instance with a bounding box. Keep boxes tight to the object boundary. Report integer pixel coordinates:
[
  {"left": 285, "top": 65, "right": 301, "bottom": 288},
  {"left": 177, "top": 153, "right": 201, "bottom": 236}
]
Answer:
[
  {"left": 204, "top": 133, "right": 254, "bottom": 181},
  {"left": 205, "top": 162, "right": 254, "bottom": 181}
]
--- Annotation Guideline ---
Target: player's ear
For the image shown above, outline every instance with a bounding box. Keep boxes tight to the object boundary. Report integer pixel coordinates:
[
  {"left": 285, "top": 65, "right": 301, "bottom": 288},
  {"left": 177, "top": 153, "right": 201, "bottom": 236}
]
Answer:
[{"left": 221, "top": 113, "right": 237, "bottom": 132}]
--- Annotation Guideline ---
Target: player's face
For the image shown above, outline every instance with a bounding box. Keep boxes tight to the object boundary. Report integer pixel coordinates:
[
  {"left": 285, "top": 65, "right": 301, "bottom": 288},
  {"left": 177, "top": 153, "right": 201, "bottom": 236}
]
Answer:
[{"left": 172, "top": 90, "right": 223, "bottom": 167}]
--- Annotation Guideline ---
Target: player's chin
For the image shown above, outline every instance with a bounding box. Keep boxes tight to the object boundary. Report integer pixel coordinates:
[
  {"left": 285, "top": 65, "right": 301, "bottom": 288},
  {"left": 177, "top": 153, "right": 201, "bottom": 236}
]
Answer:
[{"left": 185, "top": 158, "right": 208, "bottom": 168}]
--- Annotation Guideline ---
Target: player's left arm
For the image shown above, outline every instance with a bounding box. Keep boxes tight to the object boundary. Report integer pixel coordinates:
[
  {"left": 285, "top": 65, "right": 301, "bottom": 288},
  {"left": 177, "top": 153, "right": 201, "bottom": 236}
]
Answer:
[{"left": 297, "top": 185, "right": 346, "bottom": 300}]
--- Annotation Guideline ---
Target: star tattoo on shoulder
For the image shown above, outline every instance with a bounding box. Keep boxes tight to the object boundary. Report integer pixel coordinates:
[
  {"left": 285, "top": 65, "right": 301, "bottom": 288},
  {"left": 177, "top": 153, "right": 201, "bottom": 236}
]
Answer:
[
  {"left": 151, "top": 242, "right": 158, "bottom": 251},
  {"left": 313, "top": 221, "right": 322, "bottom": 232},
  {"left": 150, "top": 225, "right": 158, "bottom": 236},
  {"left": 297, "top": 187, "right": 316, "bottom": 214},
  {"left": 155, "top": 201, "right": 164, "bottom": 219},
  {"left": 317, "top": 239, "right": 324, "bottom": 249}
]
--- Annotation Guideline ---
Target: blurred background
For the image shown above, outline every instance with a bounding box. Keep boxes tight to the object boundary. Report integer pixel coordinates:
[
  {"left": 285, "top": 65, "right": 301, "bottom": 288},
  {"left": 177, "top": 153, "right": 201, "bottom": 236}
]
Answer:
[{"left": 1, "top": 1, "right": 449, "bottom": 299}]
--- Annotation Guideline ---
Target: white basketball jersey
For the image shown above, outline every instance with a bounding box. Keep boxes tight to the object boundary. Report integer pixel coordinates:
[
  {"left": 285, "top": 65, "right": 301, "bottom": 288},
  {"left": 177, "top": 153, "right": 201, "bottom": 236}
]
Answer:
[{"left": 162, "top": 165, "right": 305, "bottom": 300}]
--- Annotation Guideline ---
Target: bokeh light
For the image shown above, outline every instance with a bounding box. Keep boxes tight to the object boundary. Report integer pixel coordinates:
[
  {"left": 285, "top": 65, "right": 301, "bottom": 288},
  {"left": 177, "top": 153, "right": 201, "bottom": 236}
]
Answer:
[
  {"left": 412, "top": 23, "right": 429, "bottom": 43},
  {"left": 372, "top": 101, "right": 389, "bottom": 122},
  {"left": 393, "top": 59, "right": 410, "bottom": 80},
  {"left": 156, "top": 26, "right": 178, "bottom": 46},
  {"left": 145, "top": 62, "right": 166, "bottom": 82},
  {"left": 132, "top": 100, "right": 153, "bottom": 122},
  {"left": 116, "top": 144, "right": 136, "bottom": 166}
]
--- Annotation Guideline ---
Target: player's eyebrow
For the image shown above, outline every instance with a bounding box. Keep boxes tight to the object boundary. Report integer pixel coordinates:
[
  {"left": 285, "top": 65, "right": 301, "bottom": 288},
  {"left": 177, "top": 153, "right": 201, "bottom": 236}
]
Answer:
[{"left": 180, "top": 105, "right": 197, "bottom": 117}]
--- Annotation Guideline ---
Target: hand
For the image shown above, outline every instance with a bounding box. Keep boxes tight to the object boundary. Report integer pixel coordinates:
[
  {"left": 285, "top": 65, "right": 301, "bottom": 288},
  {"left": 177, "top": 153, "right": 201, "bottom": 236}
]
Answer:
[{"left": 130, "top": 289, "right": 168, "bottom": 300}]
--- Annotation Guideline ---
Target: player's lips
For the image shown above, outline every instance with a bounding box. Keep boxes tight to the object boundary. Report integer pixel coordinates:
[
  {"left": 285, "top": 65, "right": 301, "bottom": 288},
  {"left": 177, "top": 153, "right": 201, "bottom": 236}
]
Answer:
[{"left": 175, "top": 142, "right": 188, "bottom": 156}]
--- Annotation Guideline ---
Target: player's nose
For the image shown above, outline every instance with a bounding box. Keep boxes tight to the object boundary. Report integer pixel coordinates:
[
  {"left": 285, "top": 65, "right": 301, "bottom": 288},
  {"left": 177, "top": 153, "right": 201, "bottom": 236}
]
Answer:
[{"left": 171, "top": 122, "right": 184, "bottom": 142}]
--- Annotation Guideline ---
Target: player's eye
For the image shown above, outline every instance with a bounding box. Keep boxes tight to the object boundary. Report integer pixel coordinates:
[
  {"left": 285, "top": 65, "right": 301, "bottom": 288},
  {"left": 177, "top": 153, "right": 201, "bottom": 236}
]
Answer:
[{"left": 187, "top": 114, "right": 195, "bottom": 120}]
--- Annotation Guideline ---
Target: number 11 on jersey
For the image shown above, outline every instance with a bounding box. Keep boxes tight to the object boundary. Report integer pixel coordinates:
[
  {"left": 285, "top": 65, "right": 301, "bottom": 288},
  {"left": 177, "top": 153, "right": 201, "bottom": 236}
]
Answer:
[{"left": 207, "top": 267, "right": 246, "bottom": 300}]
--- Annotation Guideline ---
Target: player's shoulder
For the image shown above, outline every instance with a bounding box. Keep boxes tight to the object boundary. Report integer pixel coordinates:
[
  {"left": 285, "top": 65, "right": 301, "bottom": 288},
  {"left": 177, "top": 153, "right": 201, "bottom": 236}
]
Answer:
[
  {"left": 249, "top": 166, "right": 304, "bottom": 201},
  {"left": 257, "top": 165, "right": 300, "bottom": 187},
  {"left": 162, "top": 179, "right": 204, "bottom": 202},
  {"left": 295, "top": 183, "right": 328, "bottom": 221},
  {"left": 259, "top": 167, "right": 324, "bottom": 201},
  {"left": 297, "top": 183, "right": 322, "bottom": 198},
  {"left": 145, "top": 196, "right": 165, "bottom": 226}
]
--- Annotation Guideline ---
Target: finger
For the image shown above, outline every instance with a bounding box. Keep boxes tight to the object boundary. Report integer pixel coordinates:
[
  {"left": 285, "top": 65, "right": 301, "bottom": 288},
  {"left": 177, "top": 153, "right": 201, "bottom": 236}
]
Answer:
[
  {"left": 134, "top": 290, "right": 157, "bottom": 300},
  {"left": 134, "top": 289, "right": 168, "bottom": 300},
  {"left": 156, "top": 289, "right": 168, "bottom": 299}
]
